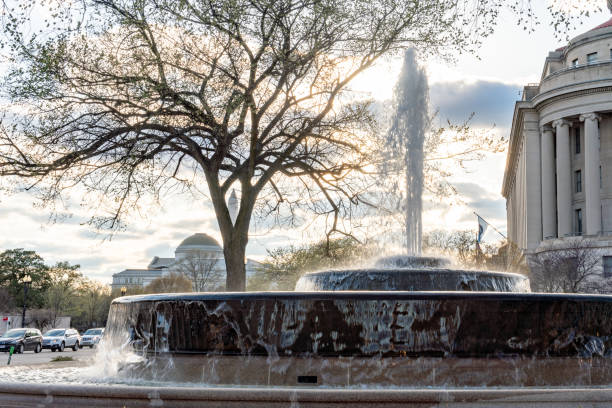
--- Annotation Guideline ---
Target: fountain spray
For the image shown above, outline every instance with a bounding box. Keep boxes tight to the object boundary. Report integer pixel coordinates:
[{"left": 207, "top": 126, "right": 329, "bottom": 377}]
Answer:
[{"left": 386, "top": 49, "right": 429, "bottom": 255}]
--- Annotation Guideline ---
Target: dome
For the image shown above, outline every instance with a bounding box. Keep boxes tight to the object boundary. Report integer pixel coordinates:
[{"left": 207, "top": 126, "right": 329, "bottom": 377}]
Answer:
[{"left": 177, "top": 233, "right": 221, "bottom": 248}]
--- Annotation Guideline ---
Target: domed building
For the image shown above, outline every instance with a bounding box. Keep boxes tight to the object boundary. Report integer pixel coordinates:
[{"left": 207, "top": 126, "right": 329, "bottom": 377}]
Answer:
[
  {"left": 503, "top": 7, "right": 612, "bottom": 289},
  {"left": 174, "top": 233, "right": 224, "bottom": 261},
  {"left": 111, "top": 232, "right": 261, "bottom": 291}
]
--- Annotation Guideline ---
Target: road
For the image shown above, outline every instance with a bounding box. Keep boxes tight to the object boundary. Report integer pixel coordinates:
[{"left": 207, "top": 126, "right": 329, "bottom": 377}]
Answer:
[{"left": 0, "top": 346, "right": 96, "bottom": 367}]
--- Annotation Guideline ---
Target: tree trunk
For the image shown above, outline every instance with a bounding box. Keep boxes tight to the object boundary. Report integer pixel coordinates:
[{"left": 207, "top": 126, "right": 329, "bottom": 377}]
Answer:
[
  {"left": 204, "top": 171, "right": 253, "bottom": 292},
  {"left": 224, "top": 239, "right": 247, "bottom": 291}
]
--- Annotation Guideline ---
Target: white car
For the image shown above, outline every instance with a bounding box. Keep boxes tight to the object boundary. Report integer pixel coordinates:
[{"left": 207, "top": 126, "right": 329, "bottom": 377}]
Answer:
[
  {"left": 80, "top": 328, "right": 104, "bottom": 348},
  {"left": 42, "top": 328, "right": 81, "bottom": 352}
]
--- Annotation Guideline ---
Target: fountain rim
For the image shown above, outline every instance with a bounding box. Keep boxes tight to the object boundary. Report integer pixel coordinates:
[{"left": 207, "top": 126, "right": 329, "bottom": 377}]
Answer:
[
  {"left": 111, "top": 291, "right": 612, "bottom": 304},
  {"left": 3, "top": 381, "right": 612, "bottom": 405}
]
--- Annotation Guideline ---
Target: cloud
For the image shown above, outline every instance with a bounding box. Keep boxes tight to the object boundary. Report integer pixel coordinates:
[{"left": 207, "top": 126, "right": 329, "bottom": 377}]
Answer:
[
  {"left": 69, "top": 255, "right": 114, "bottom": 269},
  {"left": 429, "top": 81, "right": 520, "bottom": 128},
  {"left": 166, "top": 216, "right": 217, "bottom": 232},
  {"left": 451, "top": 182, "right": 507, "bottom": 232},
  {"left": 452, "top": 181, "right": 499, "bottom": 202},
  {"left": 76, "top": 230, "right": 146, "bottom": 241},
  {"left": 145, "top": 242, "right": 174, "bottom": 259}
]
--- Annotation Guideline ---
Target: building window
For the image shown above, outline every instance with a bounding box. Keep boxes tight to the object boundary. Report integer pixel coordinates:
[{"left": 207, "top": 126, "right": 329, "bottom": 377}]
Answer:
[
  {"left": 576, "top": 209, "right": 583, "bottom": 235},
  {"left": 575, "top": 127, "right": 581, "bottom": 154},
  {"left": 604, "top": 256, "right": 612, "bottom": 277},
  {"left": 587, "top": 52, "right": 598, "bottom": 64},
  {"left": 575, "top": 170, "right": 582, "bottom": 193},
  {"left": 572, "top": 58, "right": 578, "bottom": 67}
]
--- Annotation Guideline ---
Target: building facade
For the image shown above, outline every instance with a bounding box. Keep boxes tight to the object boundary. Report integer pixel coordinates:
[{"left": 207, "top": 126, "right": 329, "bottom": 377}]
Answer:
[
  {"left": 111, "top": 232, "right": 261, "bottom": 290},
  {"left": 503, "top": 10, "right": 612, "bottom": 282}
]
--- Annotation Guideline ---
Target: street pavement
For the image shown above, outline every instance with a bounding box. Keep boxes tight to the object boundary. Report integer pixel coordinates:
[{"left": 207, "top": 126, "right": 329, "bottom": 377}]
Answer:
[{"left": 1, "top": 346, "right": 96, "bottom": 367}]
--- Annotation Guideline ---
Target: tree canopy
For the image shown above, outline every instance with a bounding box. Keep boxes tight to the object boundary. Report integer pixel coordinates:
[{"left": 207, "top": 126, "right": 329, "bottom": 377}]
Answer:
[
  {"left": 248, "top": 237, "right": 378, "bottom": 290},
  {"left": 145, "top": 272, "right": 194, "bottom": 293},
  {"left": 0, "top": 0, "right": 603, "bottom": 290},
  {"left": 0, "top": 248, "right": 51, "bottom": 308}
]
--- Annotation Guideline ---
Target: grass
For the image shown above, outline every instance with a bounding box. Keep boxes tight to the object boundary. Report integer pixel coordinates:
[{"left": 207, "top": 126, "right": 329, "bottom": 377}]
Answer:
[{"left": 50, "top": 356, "right": 74, "bottom": 362}]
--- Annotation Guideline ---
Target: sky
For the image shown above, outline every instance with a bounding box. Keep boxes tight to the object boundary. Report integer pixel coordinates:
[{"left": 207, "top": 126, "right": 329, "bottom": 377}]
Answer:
[{"left": 0, "top": 2, "right": 610, "bottom": 283}]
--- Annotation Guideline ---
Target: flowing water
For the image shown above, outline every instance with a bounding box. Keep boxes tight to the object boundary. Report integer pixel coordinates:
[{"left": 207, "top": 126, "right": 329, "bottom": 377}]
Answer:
[
  {"left": 294, "top": 268, "right": 531, "bottom": 292},
  {"left": 3, "top": 256, "right": 612, "bottom": 388},
  {"left": 385, "top": 49, "right": 429, "bottom": 254}
]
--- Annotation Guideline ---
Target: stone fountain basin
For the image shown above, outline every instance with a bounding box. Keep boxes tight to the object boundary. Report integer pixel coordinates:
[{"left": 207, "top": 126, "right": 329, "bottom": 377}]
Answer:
[
  {"left": 109, "top": 291, "right": 612, "bottom": 358},
  {"left": 294, "top": 268, "right": 530, "bottom": 292},
  {"left": 106, "top": 291, "right": 612, "bottom": 387}
]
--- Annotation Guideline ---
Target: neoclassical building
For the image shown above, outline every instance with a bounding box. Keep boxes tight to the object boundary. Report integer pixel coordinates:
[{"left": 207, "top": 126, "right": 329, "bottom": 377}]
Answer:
[
  {"left": 111, "top": 232, "right": 261, "bottom": 290},
  {"left": 503, "top": 10, "right": 612, "bottom": 279}
]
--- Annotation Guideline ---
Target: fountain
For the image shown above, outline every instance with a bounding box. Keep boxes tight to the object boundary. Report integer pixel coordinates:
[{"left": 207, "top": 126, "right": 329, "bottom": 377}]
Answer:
[
  {"left": 4, "top": 256, "right": 612, "bottom": 406},
  {"left": 100, "top": 256, "right": 612, "bottom": 388}
]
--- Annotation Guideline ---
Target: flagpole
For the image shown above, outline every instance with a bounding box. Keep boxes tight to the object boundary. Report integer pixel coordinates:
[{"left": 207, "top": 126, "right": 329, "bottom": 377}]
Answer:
[{"left": 473, "top": 212, "right": 507, "bottom": 239}]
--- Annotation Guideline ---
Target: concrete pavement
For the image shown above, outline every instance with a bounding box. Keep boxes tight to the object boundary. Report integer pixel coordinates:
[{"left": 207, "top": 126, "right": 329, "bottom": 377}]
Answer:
[
  {"left": 1, "top": 347, "right": 96, "bottom": 367},
  {"left": 3, "top": 383, "right": 612, "bottom": 407}
]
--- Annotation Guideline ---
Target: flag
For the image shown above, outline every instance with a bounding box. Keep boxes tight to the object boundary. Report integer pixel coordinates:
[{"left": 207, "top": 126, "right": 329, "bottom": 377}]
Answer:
[{"left": 477, "top": 215, "right": 488, "bottom": 243}]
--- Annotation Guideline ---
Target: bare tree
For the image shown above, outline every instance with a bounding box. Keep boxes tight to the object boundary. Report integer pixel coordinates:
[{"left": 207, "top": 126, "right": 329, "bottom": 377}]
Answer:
[
  {"left": 248, "top": 237, "right": 378, "bottom": 291},
  {"left": 28, "top": 309, "right": 54, "bottom": 331},
  {"left": 0, "top": 1, "right": 603, "bottom": 290},
  {"left": 489, "top": 240, "right": 528, "bottom": 274},
  {"left": 423, "top": 229, "right": 479, "bottom": 266},
  {"left": 145, "top": 272, "right": 193, "bottom": 293},
  {"left": 176, "top": 251, "right": 223, "bottom": 292},
  {"left": 529, "top": 239, "right": 601, "bottom": 293},
  {"left": 77, "top": 279, "right": 111, "bottom": 328},
  {"left": 45, "top": 262, "right": 82, "bottom": 327}
]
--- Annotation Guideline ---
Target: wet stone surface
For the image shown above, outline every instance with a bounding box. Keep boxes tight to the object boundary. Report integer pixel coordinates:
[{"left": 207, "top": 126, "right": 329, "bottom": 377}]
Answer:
[
  {"left": 99, "top": 257, "right": 612, "bottom": 387},
  {"left": 294, "top": 268, "right": 530, "bottom": 292},
  {"left": 108, "top": 292, "right": 612, "bottom": 359}
]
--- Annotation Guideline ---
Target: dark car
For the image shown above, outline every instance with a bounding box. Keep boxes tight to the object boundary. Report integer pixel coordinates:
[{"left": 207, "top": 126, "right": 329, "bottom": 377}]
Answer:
[{"left": 0, "top": 328, "right": 43, "bottom": 354}]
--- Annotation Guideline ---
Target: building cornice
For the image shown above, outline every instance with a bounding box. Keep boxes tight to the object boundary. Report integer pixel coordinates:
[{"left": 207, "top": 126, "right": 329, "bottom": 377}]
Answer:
[
  {"left": 501, "top": 101, "right": 535, "bottom": 198},
  {"left": 533, "top": 85, "right": 612, "bottom": 112},
  {"left": 564, "top": 25, "right": 612, "bottom": 57}
]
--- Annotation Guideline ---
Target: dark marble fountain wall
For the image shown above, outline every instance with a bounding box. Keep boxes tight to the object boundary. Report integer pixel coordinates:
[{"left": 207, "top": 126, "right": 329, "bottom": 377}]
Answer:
[
  {"left": 106, "top": 292, "right": 612, "bottom": 386},
  {"left": 104, "top": 255, "right": 612, "bottom": 387},
  {"left": 108, "top": 292, "right": 612, "bottom": 358}
]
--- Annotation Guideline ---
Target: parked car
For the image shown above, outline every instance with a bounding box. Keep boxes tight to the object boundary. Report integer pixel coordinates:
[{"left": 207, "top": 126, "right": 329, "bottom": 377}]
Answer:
[
  {"left": 0, "top": 328, "right": 43, "bottom": 354},
  {"left": 80, "top": 328, "right": 104, "bottom": 348},
  {"left": 42, "top": 328, "right": 81, "bottom": 352}
]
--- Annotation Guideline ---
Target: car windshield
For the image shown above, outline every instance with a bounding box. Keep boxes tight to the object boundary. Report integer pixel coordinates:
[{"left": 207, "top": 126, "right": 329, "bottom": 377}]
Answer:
[
  {"left": 84, "top": 329, "right": 102, "bottom": 335},
  {"left": 3, "top": 329, "right": 26, "bottom": 338},
  {"left": 44, "top": 329, "right": 65, "bottom": 337}
]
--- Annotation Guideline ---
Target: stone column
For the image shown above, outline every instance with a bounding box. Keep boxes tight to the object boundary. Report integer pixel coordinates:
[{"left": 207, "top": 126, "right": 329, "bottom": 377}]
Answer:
[
  {"left": 553, "top": 119, "right": 572, "bottom": 237},
  {"left": 580, "top": 113, "right": 602, "bottom": 235},
  {"left": 541, "top": 124, "right": 557, "bottom": 239}
]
